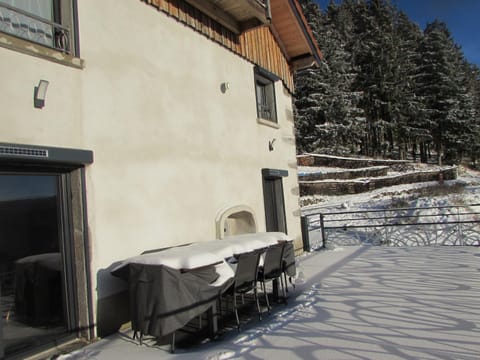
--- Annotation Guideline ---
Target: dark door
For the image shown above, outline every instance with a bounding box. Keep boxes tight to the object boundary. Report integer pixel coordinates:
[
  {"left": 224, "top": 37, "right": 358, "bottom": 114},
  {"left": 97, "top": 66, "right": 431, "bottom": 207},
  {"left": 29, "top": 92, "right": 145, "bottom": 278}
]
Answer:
[
  {"left": 0, "top": 173, "right": 73, "bottom": 358},
  {"left": 262, "top": 174, "right": 287, "bottom": 233}
]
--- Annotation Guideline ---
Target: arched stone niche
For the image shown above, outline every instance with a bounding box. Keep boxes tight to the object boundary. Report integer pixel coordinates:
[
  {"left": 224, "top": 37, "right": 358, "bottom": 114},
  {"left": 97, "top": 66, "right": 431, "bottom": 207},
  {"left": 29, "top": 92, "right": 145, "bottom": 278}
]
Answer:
[{"left": 215, "top": 205, "right": 257, "bottom": 239}]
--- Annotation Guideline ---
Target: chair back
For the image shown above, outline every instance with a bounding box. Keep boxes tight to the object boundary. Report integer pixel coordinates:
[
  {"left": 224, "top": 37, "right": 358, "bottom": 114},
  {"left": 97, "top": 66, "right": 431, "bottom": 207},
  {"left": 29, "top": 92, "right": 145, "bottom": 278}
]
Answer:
[
  {"left": 233, "top": 249, "right": 262, "bottom": 293},
  {"left": 262, "top": 243, "right": 285, "bottom": 280}
]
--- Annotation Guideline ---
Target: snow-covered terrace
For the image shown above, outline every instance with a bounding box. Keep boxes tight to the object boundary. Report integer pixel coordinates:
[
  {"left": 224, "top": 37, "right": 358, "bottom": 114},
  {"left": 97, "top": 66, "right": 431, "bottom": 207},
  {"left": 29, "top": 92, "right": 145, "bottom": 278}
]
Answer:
[{"left": 58, "top": 245, "right": 480, "bottom": 359}]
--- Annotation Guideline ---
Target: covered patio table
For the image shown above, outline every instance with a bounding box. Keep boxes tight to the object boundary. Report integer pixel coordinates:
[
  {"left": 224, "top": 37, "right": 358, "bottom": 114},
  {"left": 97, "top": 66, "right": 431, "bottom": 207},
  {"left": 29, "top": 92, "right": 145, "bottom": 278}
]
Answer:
[{"left": 110, "top": 232, "right": 295, "bottom": 342}]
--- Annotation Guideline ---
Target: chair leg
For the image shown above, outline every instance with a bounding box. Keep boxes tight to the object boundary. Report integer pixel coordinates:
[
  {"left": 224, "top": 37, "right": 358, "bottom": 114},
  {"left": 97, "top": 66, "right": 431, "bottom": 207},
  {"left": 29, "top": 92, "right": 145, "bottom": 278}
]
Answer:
[
  {"left": 283, "top": 272, "right": 289, "bottom": 293},
  {"left": 233, "top": 293, "right": 240, "bottom": 330},
  {"left": 254, "top": 286, "right": 262, "bottom": 320},
  {"left": 171, "top": 332, "right": 175, "bottom": 353},
  {"left": 280, "top": 275, "right": 287, "bottom": 304},
  {"left": 218, "top": 296, "right": 224, "bottom": 322},
  {"left": 262, "top": 280, "right": 271, "bottom": 312}
]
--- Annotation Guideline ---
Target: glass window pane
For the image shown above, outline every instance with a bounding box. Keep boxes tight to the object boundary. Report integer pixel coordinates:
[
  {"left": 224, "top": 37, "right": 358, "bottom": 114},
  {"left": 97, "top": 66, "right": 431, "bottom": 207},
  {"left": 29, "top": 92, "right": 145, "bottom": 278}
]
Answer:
[
  {"left": 254, "top": 71, "right": 277, "bottom": 122},
  {"left": 0, "top": 173, "right": 68, "bottom": 357}
]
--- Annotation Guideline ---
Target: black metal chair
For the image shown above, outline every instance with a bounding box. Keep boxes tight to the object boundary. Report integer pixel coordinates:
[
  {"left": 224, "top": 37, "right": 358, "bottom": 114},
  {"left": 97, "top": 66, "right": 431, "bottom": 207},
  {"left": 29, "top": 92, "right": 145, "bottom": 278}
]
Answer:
[
  {"left": 282, "top": 241, "right": 296, "bottom": 293},
  {"left": 258, "top": 242, "right": 286, "bottom": 312},
  {"left": 223, "top": 249, "right": 263, "bottom": 330}
]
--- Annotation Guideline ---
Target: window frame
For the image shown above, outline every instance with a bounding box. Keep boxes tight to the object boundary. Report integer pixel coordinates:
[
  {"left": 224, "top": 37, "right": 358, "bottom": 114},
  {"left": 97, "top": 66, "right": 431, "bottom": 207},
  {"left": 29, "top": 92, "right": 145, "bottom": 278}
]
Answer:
[
  {"left": 254, "top": 66, "right": 278, "bottom": 124},
  {"left": 0, "top": 0, "right": 81, "bottom": 62},
  {"left": 261, "top": 168, "right": 288, "bottom": 234},
  {"left": 0, "top": 143, "right": 94, "bottom": 357}
]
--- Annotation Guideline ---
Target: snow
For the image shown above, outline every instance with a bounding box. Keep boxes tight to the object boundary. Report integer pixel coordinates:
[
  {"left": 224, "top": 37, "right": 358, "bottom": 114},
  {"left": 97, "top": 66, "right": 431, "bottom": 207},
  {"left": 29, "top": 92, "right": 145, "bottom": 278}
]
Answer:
[
  {"left": 110, "top": 245, "right": 222, "bottom": 272},
  {"left": 301, "top": 164, "right": 479, "bottom": 212},
  {"left": 209, "top": 262, "right": 235, "bottom": 287},
  {"left": 300, "top": 163, "right": 480, "bottom": 248},
  {"left": 57, "top": 246, "right": 480, "bottom": 360},
  {"left": 298, "top": 165, "right": 388, "bottom": 176},
  {"left": 110, "top": 232, "right": 291, "bottom": 272},
  {"left": 56, "top": 165, "right": 480, "bottom": 359}
]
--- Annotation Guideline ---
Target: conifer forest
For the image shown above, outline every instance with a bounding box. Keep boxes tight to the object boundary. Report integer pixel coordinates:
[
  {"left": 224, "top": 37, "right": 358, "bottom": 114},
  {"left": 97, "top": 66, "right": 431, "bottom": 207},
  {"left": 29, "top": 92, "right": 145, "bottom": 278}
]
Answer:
[{"left": 295, "top": 0, "right": 480, "bottom": 165}]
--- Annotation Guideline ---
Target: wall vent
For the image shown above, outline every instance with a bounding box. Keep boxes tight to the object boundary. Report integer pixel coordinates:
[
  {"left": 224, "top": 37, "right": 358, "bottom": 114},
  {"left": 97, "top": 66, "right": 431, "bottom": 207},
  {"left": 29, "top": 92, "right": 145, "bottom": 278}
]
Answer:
[{"left": 0, "top": 145, "right": 48, "bottom": 158}]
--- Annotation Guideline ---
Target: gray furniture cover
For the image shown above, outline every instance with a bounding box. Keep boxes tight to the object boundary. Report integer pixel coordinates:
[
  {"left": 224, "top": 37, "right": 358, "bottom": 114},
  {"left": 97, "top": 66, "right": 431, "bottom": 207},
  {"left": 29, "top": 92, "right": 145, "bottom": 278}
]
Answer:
[
  {"left": 112, "top": 262, "right": 233, "bottom": 338},
  {"left": 15, "top": 253, "right": 63, "bottom": 325}
]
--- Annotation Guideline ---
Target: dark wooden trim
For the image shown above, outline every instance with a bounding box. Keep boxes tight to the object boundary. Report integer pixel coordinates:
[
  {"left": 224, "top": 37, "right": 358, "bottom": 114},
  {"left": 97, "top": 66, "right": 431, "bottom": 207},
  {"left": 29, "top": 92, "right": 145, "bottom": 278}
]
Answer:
[
  {"left": 0, "top": 142, "right": 93, "bottom": 167},
  {"left": 262, "top": 168, "right": 288, "bottom": 178}
]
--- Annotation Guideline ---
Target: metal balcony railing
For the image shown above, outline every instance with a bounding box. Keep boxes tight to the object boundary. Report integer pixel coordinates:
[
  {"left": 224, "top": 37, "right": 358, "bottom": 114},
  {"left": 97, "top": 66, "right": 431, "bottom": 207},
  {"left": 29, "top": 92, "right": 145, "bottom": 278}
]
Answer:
[
  {"left": 301, "top": 204, "right": 480, "bottom": 250},
  {"left": 257, "top": 103, "right": 273, "bottom": 120},
  {"left": 0, "top": 1, "right": 71, "bottom": 54}
]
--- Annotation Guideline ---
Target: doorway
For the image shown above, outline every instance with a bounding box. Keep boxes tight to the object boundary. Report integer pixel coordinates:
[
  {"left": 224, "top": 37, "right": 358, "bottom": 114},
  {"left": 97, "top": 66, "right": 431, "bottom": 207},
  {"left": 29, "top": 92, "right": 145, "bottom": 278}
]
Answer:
[
  {"left": 262, "top": 169, "right": 288, "bottom": 233},
  {"left": 0, "top": 169, "right": 89, "bottom": 359}
]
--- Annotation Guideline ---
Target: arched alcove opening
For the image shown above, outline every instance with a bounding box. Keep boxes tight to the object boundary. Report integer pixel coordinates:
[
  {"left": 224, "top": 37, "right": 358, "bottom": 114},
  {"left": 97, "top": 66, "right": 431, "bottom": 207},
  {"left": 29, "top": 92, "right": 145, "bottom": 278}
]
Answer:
[{"left": 215, "top": 205, "right": 257, "bottom": 239}]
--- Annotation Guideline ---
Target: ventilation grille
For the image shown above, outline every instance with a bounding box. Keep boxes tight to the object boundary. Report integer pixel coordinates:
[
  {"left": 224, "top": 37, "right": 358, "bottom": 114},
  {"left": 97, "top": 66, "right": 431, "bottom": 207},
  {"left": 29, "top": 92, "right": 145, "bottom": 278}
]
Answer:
[{"left": 0, "top": 145, "right": 48, "bottom": 158}]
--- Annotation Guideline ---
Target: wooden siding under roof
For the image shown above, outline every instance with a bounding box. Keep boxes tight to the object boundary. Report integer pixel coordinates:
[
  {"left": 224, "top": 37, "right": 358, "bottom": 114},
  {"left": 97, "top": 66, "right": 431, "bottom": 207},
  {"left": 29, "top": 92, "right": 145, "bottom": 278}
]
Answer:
[
  {"left": 270, "top": 0, "right": 322, "bottom": 68},
  {"left": 143, "top": 0, "right": 295, "bottom": 92}
]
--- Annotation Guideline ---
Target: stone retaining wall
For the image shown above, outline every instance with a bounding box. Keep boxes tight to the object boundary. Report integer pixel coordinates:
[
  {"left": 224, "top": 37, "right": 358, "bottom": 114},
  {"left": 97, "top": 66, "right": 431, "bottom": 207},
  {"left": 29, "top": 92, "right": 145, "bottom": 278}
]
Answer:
[
  {"left": 298, "top": 166, "right": 389, "bottom": 181},
  {"left": 299, "top": 167, "right": 457, "bottom": 196},
  {"left": 298, "top": 154, "right": 411, "bottom": 171}
]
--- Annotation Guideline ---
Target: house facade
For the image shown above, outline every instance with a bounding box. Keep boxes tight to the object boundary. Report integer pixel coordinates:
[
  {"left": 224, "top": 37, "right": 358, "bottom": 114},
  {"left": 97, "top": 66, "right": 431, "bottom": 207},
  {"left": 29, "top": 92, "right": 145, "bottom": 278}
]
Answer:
[{"left": 0, "top": 0, "right": 321, "bottom": 358}]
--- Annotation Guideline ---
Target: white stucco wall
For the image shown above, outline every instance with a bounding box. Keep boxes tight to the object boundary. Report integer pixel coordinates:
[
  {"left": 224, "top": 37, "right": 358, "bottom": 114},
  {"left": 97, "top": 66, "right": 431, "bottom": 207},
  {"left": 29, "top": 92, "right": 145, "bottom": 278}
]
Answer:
[{"left": 0, "top": 0, "right": 301, "bottom": 314}]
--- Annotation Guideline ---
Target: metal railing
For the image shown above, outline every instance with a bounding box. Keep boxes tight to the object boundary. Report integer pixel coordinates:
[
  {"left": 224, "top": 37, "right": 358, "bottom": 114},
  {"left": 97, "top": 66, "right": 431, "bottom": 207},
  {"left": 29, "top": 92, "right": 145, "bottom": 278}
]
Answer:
[
  {"left": 0, "top": 2, "right": 71, "bottom": 54},
  {"left": 301, "top": 204, "right": 480, "bottom": 250}
]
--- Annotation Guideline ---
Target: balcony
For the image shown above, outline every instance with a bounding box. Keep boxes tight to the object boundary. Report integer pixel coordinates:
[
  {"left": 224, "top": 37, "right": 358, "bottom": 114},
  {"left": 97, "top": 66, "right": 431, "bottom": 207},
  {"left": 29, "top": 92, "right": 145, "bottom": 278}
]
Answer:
[
  {"left": 0, "top": 1, "right": 71, "bottom": 54},
  {"left": 184, "top": 0, "right": 269, "bottom": 34}
]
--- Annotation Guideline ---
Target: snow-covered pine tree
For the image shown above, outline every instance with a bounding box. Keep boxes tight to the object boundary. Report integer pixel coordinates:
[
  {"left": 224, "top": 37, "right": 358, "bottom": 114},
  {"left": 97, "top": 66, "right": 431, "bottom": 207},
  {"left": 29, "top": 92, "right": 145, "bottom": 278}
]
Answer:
[
  {"left": 446, "top": 58, "right": 480, "bottom": 163},
  {"left": 295, "top": 0, "right": 364, "bottom": 155},
  {"left": 350, "top": 0, "right": 400, "bottom": 157},
  {"left": 468, "top": 65, "right": 480, "bottom": 165},
  {"left": 294, "top": 0, "right": 480, "bottom": 163},
  {"left": 417, "top": 20, "right": 463, "bottom": 164},
  {"left": 393, "top": 11, "right": 426, "bottom": 160}
]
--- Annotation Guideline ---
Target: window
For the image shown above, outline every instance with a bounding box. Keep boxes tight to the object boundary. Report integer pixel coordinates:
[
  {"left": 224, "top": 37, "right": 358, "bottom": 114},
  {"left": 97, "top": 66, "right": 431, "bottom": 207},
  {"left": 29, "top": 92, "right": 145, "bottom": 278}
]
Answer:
[
  {"left": 254, "top": 67, "right": 277, "bottom": 123},
  {"left": 0, "top": 0, "right": 77, "bottom": 55}
]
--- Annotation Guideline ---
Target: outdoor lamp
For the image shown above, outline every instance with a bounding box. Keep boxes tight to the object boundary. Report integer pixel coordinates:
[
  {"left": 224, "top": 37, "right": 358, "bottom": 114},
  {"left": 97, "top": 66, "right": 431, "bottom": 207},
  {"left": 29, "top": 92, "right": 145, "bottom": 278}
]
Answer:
[
  {"left": 34, "top": 80, "right": 49, "bottom": 109},
  {"left": 220, "top": 82, "right": 230, "bottom": 93}
]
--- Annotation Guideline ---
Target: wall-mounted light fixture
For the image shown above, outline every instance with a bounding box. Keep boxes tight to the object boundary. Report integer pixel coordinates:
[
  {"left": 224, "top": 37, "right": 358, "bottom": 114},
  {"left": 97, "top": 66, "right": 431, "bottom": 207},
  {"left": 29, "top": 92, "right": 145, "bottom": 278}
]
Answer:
[
  {"left": 268, "top": 138, "right": 276, "bottom": 151},
  {"left": 34, "top": 80, "right": 49, "bottom": 109},
  {"left": 220, "top": 82, "right": 230, "bottom": 93}
]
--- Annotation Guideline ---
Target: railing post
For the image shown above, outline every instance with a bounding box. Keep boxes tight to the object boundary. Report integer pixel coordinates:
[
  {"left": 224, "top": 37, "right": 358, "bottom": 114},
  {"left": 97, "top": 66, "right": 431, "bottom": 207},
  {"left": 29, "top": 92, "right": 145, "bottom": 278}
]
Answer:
[
  {"left": 383, "top": 210, "right": 388, "bottom": 246},
  {"left": 320, "top": 214, "right": 327, "bottom": 249},
  {"left": 457, "top": 206, "right": 463, "bottom": 245},
  {"left": 301, "top": 215, "right": 311, "bottom": 252}
]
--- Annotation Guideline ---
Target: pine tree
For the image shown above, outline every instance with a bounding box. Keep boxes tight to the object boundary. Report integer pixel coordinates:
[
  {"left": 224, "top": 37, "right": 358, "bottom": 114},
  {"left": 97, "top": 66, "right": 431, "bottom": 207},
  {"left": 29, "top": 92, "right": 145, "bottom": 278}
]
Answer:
[
  {"left": 295, "top": 0, "right": 364, "bottom": 155},
  {"left": 393, "top": 11, "right": 426, "bottom": 160},
  {"left": 350, "top": 0, "right": 400, "bottom": 157},
  {"left": 468, "top": 65, "right": 480, "bottom": 165},
  {"left": 451, "top": 61, "right": 480, "bottom": 163},
  {"left": 294, "top": 0, "right": 480, "bottom": 164},
  {"left": 417, "top": 20, "right": 463, "bottom": 164}
]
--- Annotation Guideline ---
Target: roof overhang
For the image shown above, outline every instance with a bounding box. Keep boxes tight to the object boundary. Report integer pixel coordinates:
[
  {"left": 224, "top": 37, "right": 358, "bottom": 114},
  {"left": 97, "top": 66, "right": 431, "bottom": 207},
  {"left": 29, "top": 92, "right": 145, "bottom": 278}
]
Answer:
[
  {"left": 184, "top": 0, "right": 269, "bottom": 34},
  {"left": 269, "top": 0, "right": 322, "bottom": 69}
]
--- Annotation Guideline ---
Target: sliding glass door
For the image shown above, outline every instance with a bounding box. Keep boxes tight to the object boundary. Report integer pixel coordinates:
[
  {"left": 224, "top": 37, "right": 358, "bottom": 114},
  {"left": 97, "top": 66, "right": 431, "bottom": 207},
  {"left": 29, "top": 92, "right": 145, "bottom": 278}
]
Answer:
[{"left": 0, "top": 173, "right": 73, "bottom": 358}]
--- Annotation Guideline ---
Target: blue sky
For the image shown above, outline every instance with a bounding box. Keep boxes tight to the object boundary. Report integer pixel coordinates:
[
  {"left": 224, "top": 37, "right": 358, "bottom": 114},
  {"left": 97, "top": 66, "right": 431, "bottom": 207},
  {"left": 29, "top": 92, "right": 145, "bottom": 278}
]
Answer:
[{"left": 315, "top": 0, "right": 480, "bottom": 66}]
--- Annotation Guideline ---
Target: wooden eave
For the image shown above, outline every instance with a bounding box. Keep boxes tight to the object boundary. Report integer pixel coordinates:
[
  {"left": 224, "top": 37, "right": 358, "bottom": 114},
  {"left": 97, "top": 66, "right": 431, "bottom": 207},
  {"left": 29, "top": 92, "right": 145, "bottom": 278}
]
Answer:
[
  {"left": 142, "top": 0, "right": 298, "bottom": 91},
  {"left": 184, "top": 0, "right": 269, "bottom": 34},
  {"left": 270, "top": 0, "right": 322, "bottom": 69}
]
